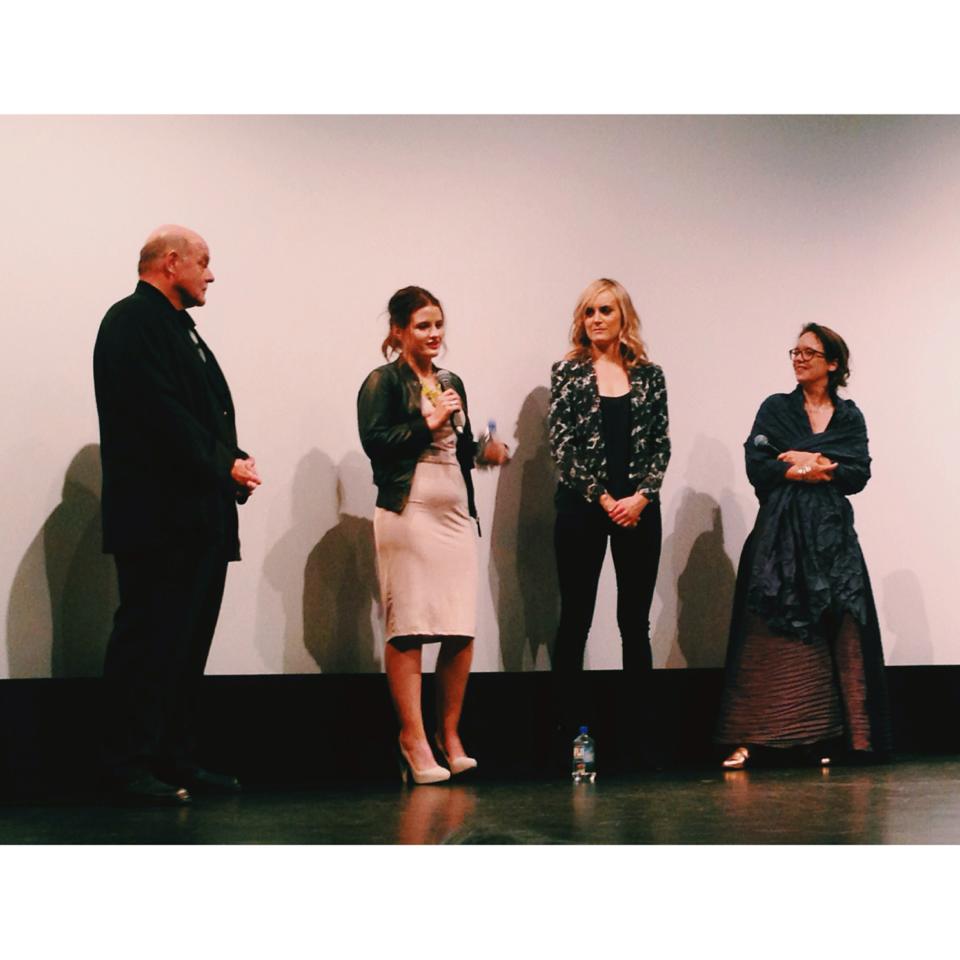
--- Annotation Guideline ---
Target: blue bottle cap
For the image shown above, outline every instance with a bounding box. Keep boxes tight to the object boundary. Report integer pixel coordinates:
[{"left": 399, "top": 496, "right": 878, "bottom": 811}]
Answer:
[
  {"left": 487, "top": 419, "right": 496, "bottom": 430},
  {"left": 579, "top": 725, "right": 588, "bottom": 734}
]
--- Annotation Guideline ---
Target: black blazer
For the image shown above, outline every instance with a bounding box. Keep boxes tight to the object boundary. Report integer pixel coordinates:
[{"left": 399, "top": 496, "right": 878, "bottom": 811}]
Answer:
[
  {"left": 93, "top": 281, "right": 248, "bottom": 557},
  {"left": 357, "top": 357, "right": 478, "bottom": 519}
]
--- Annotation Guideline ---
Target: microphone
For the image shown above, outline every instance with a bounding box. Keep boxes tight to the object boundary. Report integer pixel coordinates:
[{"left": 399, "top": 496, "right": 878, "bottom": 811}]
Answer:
[
  {"left": 436, "top": 369, "right": 465, "bottom": 435},
  {"left": 753, "top": 434, "right": 782, "bottom": 454}
]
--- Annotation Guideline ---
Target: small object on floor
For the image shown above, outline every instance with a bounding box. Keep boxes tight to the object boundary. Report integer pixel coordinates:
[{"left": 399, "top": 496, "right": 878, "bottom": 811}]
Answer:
[
  {"left": 798, "top": 743, "right": 835, "bottom": 768},
  {"left": 398, "top": 742, "right": 450, "bottom": 785},
  {"left": 433, "top": 737, "right": 478, "bottom": 775},
  {"left": 572, "top": 726, "right": 597, "bottom": 783},
  {"left": 722, "top": 746, "right": 751, "bottom": 770},
  {"left": 115, "top": 773, "right": 192, "bottom": 805}
]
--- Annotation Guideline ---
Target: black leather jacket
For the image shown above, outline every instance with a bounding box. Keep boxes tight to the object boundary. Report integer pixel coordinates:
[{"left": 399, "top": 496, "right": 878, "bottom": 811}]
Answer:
[{"left": 357, "top": 358, "right": 478, "bottom": 519}]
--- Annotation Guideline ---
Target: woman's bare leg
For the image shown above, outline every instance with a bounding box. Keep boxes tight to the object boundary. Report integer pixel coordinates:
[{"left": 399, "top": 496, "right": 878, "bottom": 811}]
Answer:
[
  {"left": 435, "top": 636, "right": 473, "bottom": 759},
  {"left": 385, "top": 640, "right": 437, "bottom": 770}
]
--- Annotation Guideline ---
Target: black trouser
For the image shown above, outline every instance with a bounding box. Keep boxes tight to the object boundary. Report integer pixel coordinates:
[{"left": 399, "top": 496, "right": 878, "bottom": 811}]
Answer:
[
  {"left": 102, "top": 544, "right": 229, "bottom": 782},
  {"left": 552, "top": 502, "right": 662, "bottom": 740}
]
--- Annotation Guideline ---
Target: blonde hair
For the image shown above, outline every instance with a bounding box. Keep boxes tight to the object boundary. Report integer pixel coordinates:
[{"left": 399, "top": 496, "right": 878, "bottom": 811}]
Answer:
[{"left": 565, "top": 278, "right": 649, "bottom": 367}]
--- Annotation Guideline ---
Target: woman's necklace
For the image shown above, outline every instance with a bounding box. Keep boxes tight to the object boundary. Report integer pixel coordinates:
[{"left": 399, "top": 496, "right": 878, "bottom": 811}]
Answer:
[{"left": 420, "top": 378, "right": 441, "bottom": 405}]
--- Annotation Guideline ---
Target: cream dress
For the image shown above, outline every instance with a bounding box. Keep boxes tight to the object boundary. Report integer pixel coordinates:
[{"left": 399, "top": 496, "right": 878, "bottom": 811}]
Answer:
[{"left": 373, "top": 396, "right": 478, "bottom": 642}]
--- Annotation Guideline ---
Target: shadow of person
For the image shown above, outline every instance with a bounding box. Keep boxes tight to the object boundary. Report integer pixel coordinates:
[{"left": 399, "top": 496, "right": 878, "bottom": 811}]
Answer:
[
  {"left": 488, "top": 386, "right": 559, "bottom": 671},
  {"left": 675, "top": 500, "right": 736, "bottom": 667},
  {"left": 303, "top": 451, "right": 381, "bottom": 673},
  {"left": 6, "top": 444, "right": 118, "bottom": 678},
  {"left": 655, "top": 437, "right": 742, "bottom": 669},
  {"left": 882, "top": 569, "right": 934, "bottom": 666},
  {"left": 261, "top": 449, "right": 339, "bottom": 673}
]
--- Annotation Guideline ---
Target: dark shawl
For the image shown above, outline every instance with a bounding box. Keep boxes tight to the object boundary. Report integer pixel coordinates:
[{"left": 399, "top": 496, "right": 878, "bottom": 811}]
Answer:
[{"left": 744, "top": 387, "right": 874, "bottom": 642}]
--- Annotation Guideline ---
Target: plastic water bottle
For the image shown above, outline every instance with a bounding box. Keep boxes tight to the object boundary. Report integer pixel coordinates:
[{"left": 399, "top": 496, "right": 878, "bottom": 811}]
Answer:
[{"left": 571, "top": 726, "right": 596, "bottom": 783}]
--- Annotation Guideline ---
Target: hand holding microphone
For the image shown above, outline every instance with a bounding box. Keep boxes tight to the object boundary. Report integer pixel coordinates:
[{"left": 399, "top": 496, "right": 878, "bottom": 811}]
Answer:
[
  {"left": 435, "top": 370, "right": 465, "bottom": 435},
  {"left": 756, "top": 437, "right": 837, "bottom": 483},
  {"left": 429, "top": 373, "right": 510, "bottom": 466},
  {"left": 424, "top": 386, "right": 463, "bottom": 432},
  {"left": 755, "top": 435, "right": 836, "bottom": 482}
]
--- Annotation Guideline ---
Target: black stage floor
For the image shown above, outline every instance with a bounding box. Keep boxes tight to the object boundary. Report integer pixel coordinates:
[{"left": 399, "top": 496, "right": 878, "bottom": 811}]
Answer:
[{"left": 3, "top": 754, "right": 959, "bottom": 844}]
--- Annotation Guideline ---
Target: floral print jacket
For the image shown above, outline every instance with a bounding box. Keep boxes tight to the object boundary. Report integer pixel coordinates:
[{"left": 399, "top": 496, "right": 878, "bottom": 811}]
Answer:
[{"left": 549, "top": 357, "right": 670, "bottom": 504}]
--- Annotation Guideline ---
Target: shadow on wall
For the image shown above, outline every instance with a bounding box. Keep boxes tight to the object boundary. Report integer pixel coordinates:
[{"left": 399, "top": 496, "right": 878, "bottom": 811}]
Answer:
[
  {"left": 488, "top": 386, "right": 559, "bottom": 671},
  {"left": 882, "top": 569, "right": 933, "bottom": 665},
  {"left": 260, "top": 449, "right": 339, "bottom": 673},
  {"left": 654, "top": 437, "right": 746, "bottom": 669},
  {"left": 303, "top": 451, "right": 381, "bottom": 673},
  {"left": 6, "top": 444, "right": 117, "bottom": 678}
]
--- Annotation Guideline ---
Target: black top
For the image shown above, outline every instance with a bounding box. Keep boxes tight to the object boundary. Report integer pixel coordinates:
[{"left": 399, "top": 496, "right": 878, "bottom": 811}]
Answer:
[
  {"left": 554, "top": 384, "right": 641, "bottom": 515},
  {"left": 93, "top": 281, "right": 248, "bottom": 558},
  {"left": 599, "top": 393, "right": 632, "bottom": 499}
]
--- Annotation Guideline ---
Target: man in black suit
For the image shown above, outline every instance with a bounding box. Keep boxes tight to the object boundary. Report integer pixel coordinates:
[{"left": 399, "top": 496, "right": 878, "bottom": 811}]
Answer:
[{"left": 94, "top": 225, "right": 261, "bottom": 803}]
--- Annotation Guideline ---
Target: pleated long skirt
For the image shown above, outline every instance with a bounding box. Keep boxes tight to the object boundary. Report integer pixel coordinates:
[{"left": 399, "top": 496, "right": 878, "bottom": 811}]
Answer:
[
  {"left": 374, "top": 459, "right": 478, "bottom": 643},
  {"left": 715, "top": 611, "right": 873, "bottom": 750}
]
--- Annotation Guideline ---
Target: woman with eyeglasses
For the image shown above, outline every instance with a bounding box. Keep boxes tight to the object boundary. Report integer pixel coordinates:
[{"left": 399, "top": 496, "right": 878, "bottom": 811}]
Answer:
[
  {"left": 549, "top": 278, "right": 670, "bottom": 769},
  {"left": 715, "top": 324, "right": 892, "bottom": 769}
]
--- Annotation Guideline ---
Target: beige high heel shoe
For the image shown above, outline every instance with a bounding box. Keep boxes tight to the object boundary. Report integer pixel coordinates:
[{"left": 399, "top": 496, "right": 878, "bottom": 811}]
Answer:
[
  {"left": 398, "top": 741, "right": 450, "bottom": 785},
  {"left": 434, "top": 736, "right": 478, "bottom": 776},
  {"left": 722, "top": 746, "right": 750, "bottom": 770}
]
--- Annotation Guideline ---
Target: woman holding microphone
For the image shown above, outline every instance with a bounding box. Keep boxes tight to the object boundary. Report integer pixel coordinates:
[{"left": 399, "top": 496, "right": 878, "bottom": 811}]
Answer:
[{"left": 358, "top": 286, "right": 508, "bottom": 784}]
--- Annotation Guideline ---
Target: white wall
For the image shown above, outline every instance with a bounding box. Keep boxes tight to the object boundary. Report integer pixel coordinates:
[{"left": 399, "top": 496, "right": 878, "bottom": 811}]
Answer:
[{"left": 1, "top": 115, "right": 956, "bottom": 676}]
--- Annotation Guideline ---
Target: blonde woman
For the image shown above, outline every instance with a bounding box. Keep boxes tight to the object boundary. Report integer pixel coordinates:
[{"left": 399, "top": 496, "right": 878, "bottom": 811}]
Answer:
[{"left": 548, "top": 279, "right": 670, "bottom": 765}]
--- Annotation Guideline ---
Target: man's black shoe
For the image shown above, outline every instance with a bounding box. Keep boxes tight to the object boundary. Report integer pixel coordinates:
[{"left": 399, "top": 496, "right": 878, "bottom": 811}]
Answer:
[
  {"left": 115, "top": 774, "right": 192, "bottom": 806},
  {"left": 180, "top": 767, "right": 242, "bottom": 794}
]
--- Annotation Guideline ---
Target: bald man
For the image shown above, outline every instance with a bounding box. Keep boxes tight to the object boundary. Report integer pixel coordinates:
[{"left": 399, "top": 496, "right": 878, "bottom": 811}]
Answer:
[{"left": 94, "top": 226, "right": 260, "bottom": 804}]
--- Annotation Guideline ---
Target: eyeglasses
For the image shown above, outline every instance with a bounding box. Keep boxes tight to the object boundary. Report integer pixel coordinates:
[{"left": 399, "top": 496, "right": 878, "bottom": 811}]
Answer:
[{"left": 788, "top": 347, "right": 826, "bottom": 361}]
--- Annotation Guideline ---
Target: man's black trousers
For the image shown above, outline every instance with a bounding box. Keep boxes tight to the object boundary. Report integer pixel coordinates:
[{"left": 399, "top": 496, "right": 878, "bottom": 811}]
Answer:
[{"left": 102, "top": 544, "right": 229, "bottom": 782}]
